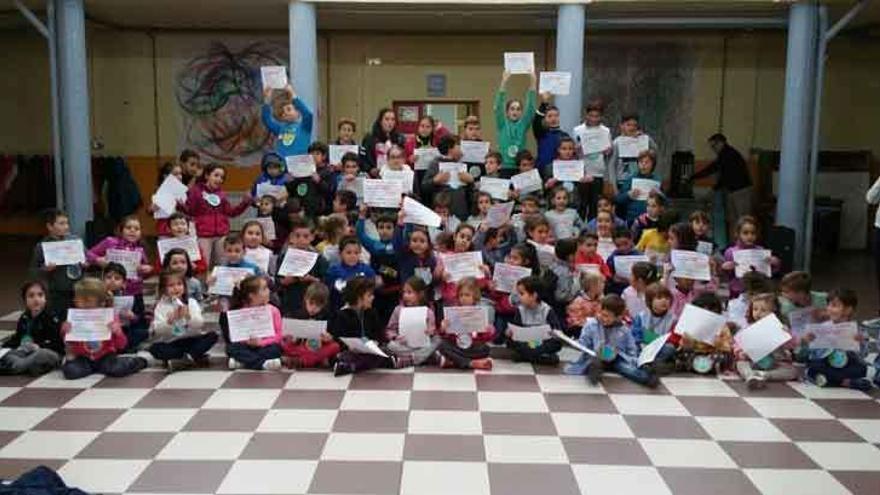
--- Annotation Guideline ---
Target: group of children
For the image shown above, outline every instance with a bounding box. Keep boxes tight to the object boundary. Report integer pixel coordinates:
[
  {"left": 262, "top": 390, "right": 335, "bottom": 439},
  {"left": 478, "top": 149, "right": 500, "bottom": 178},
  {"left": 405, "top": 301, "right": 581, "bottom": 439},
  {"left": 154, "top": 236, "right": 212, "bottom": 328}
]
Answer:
[{"left": 7, "top": 73, "right": 876, "bottom": 393}]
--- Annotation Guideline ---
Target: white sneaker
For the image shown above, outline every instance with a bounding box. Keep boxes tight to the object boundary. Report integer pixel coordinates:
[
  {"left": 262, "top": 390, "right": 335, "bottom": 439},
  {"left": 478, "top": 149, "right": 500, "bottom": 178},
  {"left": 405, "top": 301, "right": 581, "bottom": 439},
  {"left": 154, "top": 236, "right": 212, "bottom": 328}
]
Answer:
[
  {"left": 228, "top": 358, "right": 242, "bottom": 370},
  {"left": 263, "top": 358, "right": 282, "bottom": 371}
]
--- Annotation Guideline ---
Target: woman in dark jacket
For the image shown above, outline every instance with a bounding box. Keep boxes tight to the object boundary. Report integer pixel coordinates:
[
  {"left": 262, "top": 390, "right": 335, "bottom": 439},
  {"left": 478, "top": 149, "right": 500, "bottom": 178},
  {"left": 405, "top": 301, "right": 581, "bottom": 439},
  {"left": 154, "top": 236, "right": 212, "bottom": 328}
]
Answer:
[{"left": 360, "top": 108, "right": 406, "bottom": 177}]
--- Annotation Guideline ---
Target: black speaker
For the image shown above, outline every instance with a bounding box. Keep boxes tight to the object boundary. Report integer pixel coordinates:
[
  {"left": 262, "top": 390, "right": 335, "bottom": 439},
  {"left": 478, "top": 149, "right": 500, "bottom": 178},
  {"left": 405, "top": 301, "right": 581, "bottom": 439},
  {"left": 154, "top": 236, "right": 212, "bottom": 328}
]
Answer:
[{"left": 669, "top": 151, "right": 694, "bottom": 198}]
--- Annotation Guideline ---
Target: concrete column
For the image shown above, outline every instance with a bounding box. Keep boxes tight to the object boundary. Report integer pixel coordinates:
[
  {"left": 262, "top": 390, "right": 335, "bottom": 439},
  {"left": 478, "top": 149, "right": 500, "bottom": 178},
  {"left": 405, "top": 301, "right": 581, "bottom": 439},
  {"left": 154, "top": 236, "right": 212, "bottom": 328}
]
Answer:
[
  {"left": 55, "top": 0, "right": 93, "bottom": 236},
  {"left": 554, "top": 3, "right": 586, "bottom": 133},
  {"left": 776, "top": 1, "right": 819, "bottom": 269},
  {"left": 289, "top": 0, "right": 319, "bottom": 140}
]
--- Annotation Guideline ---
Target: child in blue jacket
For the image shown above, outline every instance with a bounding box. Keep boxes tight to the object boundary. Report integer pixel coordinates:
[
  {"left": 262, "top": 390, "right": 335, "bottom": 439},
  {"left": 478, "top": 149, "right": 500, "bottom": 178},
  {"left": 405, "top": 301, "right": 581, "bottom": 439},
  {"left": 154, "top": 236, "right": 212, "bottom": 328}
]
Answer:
[
  {"left": 615, "top": 150, "right": 662, "bottom": 226},
  {"left": 251, "top": 152, "right": 290, "bottom": 200},
  {"left": 325, "top": 236, "right": 380, "bottom": 309},
  {"left": 261, "top": 84, "right": 313, "bottom": 158}
]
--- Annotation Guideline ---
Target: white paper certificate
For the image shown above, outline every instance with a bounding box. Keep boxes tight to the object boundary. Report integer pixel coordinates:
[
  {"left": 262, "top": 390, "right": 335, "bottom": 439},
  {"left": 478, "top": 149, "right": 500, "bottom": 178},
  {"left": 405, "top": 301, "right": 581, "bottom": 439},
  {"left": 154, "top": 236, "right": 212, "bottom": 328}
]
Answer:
[
  {"left": 402, "top": 197, "right": 442, "bottom": 228},
  {"left": 340, "top": 337, "right": 389, "bottom": 357},
  {"left": 485, "top": 202, "right": 515, "bottom": 228},
  {"left": 363, "top": 179, "right": 403, "bottom": 208},
  {"left": 479, "top": 177, "right": 511, "bottom": 201},
  {"left": 226, "top": 306, "right": 276, "bottom": 342},
  {"left": 255, "top": 183, "right": 286, "bottom": 201},
  {"left": 511, "top": 169, "right": 542, "bottom": 195},
  {"left": 617, "top": 135, "right": 649, "bottom": 158},
  {"left": 41, "top": 239, "right": 85, "bottom": 266},
  {"left": 277, "top": 249, "right": 319, "bottom": 277},
  {"left": 400, "top": 306, "right": 429, "bottom": 348},
  {"left": 670, "top": 250, "right": 711, "bottom": 282},
  {"left": 254, "top": 217, "right": 276, "bottom": 242},
  {"left": 584, "top": 155, "right": 605, "bottom": 178},
  {"left": 113, "top": 296, "right": 134, "bottom": 314},
  {"left": 106, "top": 249, "right": 141, "bottom": 280},
  {"left": 260, "top": 65, "right": 288, "bottom": 89},
  {"left": 414, "top": 147, "right": 440, "bottom": 171},
  {"left": 504, "top": 52, "right": 534, "bottom": 74},
  {"left": 696, "top": 241, "right": 714, "bottom": 256},
  {"left": 613, "top": 255, "right": 650, "bottom": 280},
  {"left": 581, "top": 127, "right": 612, "bottom": 155},
  {"left": 282, "top": 318, "right": 327, "bottom": 340},
  {"left": 597, "top": 239, "right": 616, "bottom": 261},
  {"left": 528, "top": 240, "right": 557, "bottom": 267},
  {"left": 539, "top": 71, "right": 571, "bottom": 95},
  {"left": 508, "top": 323, "right": 552, "bottom": 343},
  {"left": 444, "top": 306, "right": 489, "bottom": 334},
  {"left": 460, "top": 140, "right": 490, "bottom": 164},
  {"left": 441, "top": 251, "right": 484, "bottom": 282},
  {"left": 209, "top": 266, "right": 255, "bottom": 296},
  {"left": 638, "top": 333, "right": 671, "bottom": 367},
  {"left": 245, "top": 247, "right": 272, "bottom": 274},
  {"left": 630, "top": 178, "right": 661, "bottom": 201},
  {"left": 807, "top": 321, "right": 860, "bottom": 352},
  {"left": 577, "top": 264, "right": 602, "bottom": 276},
  {"left": 152, "top": 174, "right": 189, "bottom": 219},
  {"left": 492, "top": 263, "right": 532, "bottom": 293},
  {"left": 553, "top": 160, "right": 584, "bottom": 182},
  {"left": 733, "top": 249, "right": 772, "bottom": 277},
  {"left": 734, "top": 314, "right": 791, "bottom": 363},
  {"left": 787, "top": 308, "right": 813, "bottom": 337},
  {"left": 674, "top": 304, "right": 727, "bottom": 345},
  {"left": 380, "top": 168, "right": 414, "bottom": 194},
  {"left": 439, "top": 162, "right": 467, "bottom": 189},
  {"left": 65, "top": 308, "right": 114, "bottom": 342},
  {"left": 286, "top": 155, "right": 316, "bottom": 178},
  {"left": 329, "top": 144, "right": 359, "bottom": 166},
  {"left": 157, "top": 236, "right": 201, "bottom": 262}
]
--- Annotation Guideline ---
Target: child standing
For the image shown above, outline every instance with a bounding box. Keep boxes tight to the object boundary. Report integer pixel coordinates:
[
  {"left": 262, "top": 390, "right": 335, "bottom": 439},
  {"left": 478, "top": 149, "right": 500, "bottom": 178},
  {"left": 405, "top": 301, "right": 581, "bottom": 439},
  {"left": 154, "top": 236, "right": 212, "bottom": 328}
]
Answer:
[
  {"left": 567, "top": 294, "right": 658, "bottom": 387},
  {"left": 385, "top": 277, "right": 439, "bottom": 367},
  {"left": 281, "top": 282, "right": 340, "bottom": 369},
  {"left": 544, "top": 187, "right": 585, "bottom": 241},
  {"left": 532, "top": 94, "right": 569, "bottom": 175},
  {"left": 394, "top": 225, "right": 439, "bottom": 301},
  {"left": 220, "top": 275, "right": 284, "bottom": 370},
  {"left": 87, "top": 215, "right": 152, "bottom": 297},
  {"left": 495, "top": 70, "right": 537, "bottom": 176},
  {"left": 615, "top": 150, "right": 662, "bottom": 227},
  {"left": 288, "top": 142, "right": 334, "bottom": 217},
  {"left": 152, "top": 161, "right": 186, "bottom": 237},
  {"left": 148, "top": 270, "right": 215, "bottom": 372},
  {"left": 608, "top": 113, "right": 658, "bottom": 194},
  {"left": 331, "top": 277, "right": 396, "bottom": 375},
  {"left": 572, "top": 101, "right": 612, "bottom": 218},
  {"left": 159, "top": 213, "right": 207, "bottom": 274},
  {"left": 261, "top": 84, "right": 313, "bottom": 158},
  {"left": 61, "top": 278, "right": 148, "bottom": 380},
  {"left": 734, "top": 293, "right": 798, "bottom": 389},
  {"left": 434, "top": 278, "right": 494, "bottom": 370},
  {"left": 422, "top": 135, "right": 474, "bottom": 221},
  {"left": 1, "top": 281, "right": 63, "bottom": 376},
  {"left": 721, "top": 215, "right": 780, "bottom": 298},
  {"left": 507, "top": 276, "right": 564, "bottom": 365},
  {"left": 30, "top": 209, "right": 83, "bottom": 314}
]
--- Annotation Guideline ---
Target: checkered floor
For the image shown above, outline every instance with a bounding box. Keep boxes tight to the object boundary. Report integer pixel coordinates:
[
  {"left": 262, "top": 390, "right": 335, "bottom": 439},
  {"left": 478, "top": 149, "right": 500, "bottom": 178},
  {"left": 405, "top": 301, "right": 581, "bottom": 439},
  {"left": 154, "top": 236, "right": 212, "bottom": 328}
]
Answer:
[{"left": 0, "top": 356, "right": 879, "bottom": 495}]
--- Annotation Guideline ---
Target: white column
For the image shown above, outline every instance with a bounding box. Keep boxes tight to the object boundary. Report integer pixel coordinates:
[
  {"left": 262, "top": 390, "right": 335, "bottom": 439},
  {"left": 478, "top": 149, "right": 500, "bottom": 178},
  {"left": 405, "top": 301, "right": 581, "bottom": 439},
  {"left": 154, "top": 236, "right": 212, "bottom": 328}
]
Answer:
[
  {"left": 554, "top": 4, "right": 586, "bottom": 133},
  {"left": 289, "top": 0, "right": 319, "bottom": 140}
]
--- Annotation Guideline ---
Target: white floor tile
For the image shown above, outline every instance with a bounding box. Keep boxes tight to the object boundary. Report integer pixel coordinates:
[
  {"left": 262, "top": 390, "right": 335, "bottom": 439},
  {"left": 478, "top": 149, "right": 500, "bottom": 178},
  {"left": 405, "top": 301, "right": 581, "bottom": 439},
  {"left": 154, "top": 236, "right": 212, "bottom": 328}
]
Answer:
[
  {"left": 408, "top": 410, "right": 482, "bottom": 435},
  {"left": 536, "top": 374, "right": 606, "bottom": 394},
  {"left": 284, "top": 372, "right": 351, "bottom": 390},
  {"left": 0, "top": 431, "right": 98, "bottom": 459},
  {"left": 744, "top": 398, "right": 834, "bottom": 419},
  {"left": 797, "top": 442, "right": 880, "bottom": 471},
  {"left": 660, "top": 377, "right": 737, "bottom": 397},
  {"left": 787, "top": 382, "right": 874, "bottom": 400},
  {"left": 59, "top": 459, "right": 150, "bottom": 493},
  {"left": 62, "top": 388, "right": 150, "bottom": 409},
  {"left": 320, "top": 433, "right": 405, "bottom": 461},
  {"left": 202, "top": 389, "right": 281, "bottom": 410},
  {"left": 609, "top": 394, "right": 688, "bottom": 416},
  {"left": 401, "top": 461, "right": 490, "bottom": 495},
  {"left": 551, "top": 413, "right": 634, "bottom": 438},
  {"left": 156, "top": 432, "right": 252, "bottom": 460},
  {"left": 0, "top": 387, "right": 20, "bottom": 403},
  {"left": 217, "top": 460, "right": 317, "bottom": 494},
  {"left": 696, "top": 417, "right": 790, "bottom": 442},
  {"left": 744, "top": 469, "right": 850, "bottom": 495},
  {"left": 476, "top": 360, "right": 534, "bottom": 375},
  {"left": 107, "top": 408, "right": 198, "bottom": 432},
  {"left": 483, "top": 435, "right": 568, "bottom": 463},
  {"left": 840, "top": 419, "right": 880, "bottom": 443},
  {"left": 478, "top": 392, "right": 548, "bottom": 413},
  {"left": 639, "top": 438, "right": 737, "bottom": 468},
  {"left": 257, "top": 409, "right": 338, "bottom": 433},
  {"left": 412, "top": 373, "right": 477, "bottom": 391},
  {"left": 155, "top": 370, "right": 232, "bottom": 389},
  {"left": 0, "top": 310, "right": 23, "bottom": 322},
  {"left": 0, "top": 407, "right": 55, "bottom": 431},
  {"left": 572, "top": 465, "right": 672, "bottom": 495},
  {"left": 26, "top": 371, "right": 103, "bottom": 389},
  {"left": 339, "top": 390, "right": 410, "bottom": 411}
]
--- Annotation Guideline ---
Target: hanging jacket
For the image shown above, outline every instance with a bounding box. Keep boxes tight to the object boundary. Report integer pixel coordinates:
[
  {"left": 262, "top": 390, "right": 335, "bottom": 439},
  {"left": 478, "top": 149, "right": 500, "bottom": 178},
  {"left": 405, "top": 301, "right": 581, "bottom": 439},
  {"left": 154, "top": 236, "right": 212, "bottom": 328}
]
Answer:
[
  {"left": 105, "top": 157, "right": 142, "bottom": 221},
  {"left": 180, "top": 181, "right": 251, "bottom": 237}
]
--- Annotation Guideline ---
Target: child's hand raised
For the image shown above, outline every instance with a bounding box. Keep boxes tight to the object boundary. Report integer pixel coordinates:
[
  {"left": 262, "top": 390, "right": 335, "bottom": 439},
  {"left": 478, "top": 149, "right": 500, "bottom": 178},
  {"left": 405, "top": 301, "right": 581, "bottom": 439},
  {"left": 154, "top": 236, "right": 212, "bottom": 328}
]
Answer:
[{"left": 359, "top": 204, "right": 369, "bottom": 219}]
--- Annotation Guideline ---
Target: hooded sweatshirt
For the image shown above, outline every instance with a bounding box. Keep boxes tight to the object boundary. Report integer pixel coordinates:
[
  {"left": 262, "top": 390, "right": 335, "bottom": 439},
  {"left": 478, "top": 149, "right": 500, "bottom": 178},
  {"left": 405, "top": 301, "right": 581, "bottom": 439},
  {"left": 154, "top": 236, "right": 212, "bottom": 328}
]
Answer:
[{"left": 251, "top": 153, "right": 291, "bottom": 198}]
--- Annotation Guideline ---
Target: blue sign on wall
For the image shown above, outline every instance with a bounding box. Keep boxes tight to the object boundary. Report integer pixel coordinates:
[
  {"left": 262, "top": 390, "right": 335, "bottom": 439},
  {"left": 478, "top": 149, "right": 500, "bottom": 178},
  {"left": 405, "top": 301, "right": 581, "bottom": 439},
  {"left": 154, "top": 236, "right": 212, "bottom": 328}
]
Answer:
[{"left": 427, "top": 74, "right": 447, "bottom": 97}]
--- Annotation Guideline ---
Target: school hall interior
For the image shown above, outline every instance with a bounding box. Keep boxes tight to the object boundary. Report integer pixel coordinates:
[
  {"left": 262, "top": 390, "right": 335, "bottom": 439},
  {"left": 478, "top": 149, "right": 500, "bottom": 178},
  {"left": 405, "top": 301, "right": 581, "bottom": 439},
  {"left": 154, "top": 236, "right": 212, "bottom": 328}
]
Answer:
[{"left": 0, "top": 0, "right": 878, "bottom": 494}]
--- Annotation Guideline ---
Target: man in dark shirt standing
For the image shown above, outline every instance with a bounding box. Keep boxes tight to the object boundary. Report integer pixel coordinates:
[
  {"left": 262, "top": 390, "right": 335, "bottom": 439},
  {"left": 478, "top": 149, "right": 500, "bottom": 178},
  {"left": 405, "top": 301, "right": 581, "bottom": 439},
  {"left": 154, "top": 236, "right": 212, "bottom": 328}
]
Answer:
[{"left": 691, "top": 133, "right": 753, "bottom": 238}]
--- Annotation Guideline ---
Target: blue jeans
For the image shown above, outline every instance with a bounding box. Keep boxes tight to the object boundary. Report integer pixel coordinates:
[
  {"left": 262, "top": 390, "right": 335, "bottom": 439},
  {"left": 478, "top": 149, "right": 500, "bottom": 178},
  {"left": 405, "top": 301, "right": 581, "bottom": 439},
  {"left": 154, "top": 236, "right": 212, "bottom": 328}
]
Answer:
[
  {"left": 226, "top": 343, "right": 282, "bottom": 370},
  {"left": 149, "top": 333, "right": 219, "bottom": 361},
  {"left": 807, "top": 352, "right": 867, "bottom": 387},
  {"left": 586, "top": 356, "right": 655, "bottom": 386},
  {"left": 507, "top": 339, "right": 562, "bottom": 365}
]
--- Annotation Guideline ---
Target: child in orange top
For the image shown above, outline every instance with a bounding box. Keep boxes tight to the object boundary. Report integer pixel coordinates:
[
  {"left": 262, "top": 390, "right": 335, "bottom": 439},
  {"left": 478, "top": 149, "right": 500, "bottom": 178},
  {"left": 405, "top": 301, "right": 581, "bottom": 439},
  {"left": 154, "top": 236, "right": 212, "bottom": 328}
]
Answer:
[{"left": 566, "top": 271, "right": 605, "bottom": 332}]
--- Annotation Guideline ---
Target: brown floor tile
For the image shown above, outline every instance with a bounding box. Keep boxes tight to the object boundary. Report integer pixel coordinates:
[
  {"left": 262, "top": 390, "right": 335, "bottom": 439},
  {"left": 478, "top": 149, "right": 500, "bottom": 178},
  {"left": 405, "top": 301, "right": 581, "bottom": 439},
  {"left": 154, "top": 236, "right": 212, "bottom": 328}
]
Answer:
[
  {"left": 0, "top": 459, "right": 65, "bottom": 480},
  {"left": 349, "top": 373, "right": 414, "bottom": 390},
  {"left": 272, "top": 390, "right": 345, "bottom": 409},
  {"left": 410, "top": 391, "right": 479, "bottom": 410},
  {"left": 543, "top": 393, "right": 618, "bottom": 413},
  {"left": 0, "top": 376, "right": 37, "bottom": 387},
  {"left": 0, "top": 388, "right": 81, "bottom": 408},
  {"left": 220, "top": 372, "right": 291, "bottom": 389},
  {"left": 830, "top": 470, "right": 880, "bottom": 495},
  {"left": 771, "top": 418, "right": 864, "bottom": 442},
  {"left": 624, "top": 415, "right": 710, "bottom": 439},
  {"left": 308, "top": 460, "right": 402, "bottom": 494},
  {"left": 134, "top": 389, "right": 213, "bottom": 408},
  {"left": 0, "top": 431, "right": 21, "bottom": 450},
  {"left": 33, "top": 408, "right": 125, "bottom": 431},
  {"left": 719, "top": 441, "right": 819, "bottom": 469},
  {"left": 476, "top": 374, "right": 540, "bottom": 392},
  {"left": 726, "top": 380, "right": 803, "bottom": 398},
  {"left": 333, "top": 410, "right": 409, "bottom": 433},
  {"left": 403, "top": 434, "right": 486, "bottom": 461},
  {"left": 128, "top": 460, "right": 232, "bottom": 493},
  {"left": 678, "top": 396, "right": 760, "bottom": 417},
  {"left": 532, "top": 364, "right": 565, "bottom": 374},
  {"left": 488, "top": 464, "right": 580, "bottom": 495},
  {"left": 659, "top": 467, "right": 761, "bottom": 495},
  {"left": 77, "top": 431, "right": 173, "bottom": 459},
  {"left": 93, "top": 371, "right": 167, "bottom": 388},
  {"left": 481, "top": 412, "right": 557, "bottom": 436},
  {"left": 814, "top": 399, "right": 880, "bottom": 419},
  {"left": 601, "top": 376, "right": 670, "bottom": 395},
  {"left": 239, "top": 432, "right": 327, "bottom": 459},
  {"left": 183, "top": 410, "right": 267, "bottom": 431},
  {"left": 562, "top": 437, "right": 652, "bottom": 465}
]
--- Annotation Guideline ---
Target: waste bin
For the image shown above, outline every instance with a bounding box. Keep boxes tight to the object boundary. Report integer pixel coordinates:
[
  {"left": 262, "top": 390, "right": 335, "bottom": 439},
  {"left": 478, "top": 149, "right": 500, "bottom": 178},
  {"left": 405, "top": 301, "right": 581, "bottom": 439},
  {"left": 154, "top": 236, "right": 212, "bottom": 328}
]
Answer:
[{"left": 812, "top": 197, "right": 843, "bottom": 254}]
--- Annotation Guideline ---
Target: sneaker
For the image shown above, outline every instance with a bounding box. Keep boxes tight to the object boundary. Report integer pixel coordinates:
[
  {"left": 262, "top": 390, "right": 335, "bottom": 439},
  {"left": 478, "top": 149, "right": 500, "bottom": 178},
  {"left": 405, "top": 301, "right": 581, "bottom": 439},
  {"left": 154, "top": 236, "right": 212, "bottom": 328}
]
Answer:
[
  {"left": 132, "top": 357, "right": 149, "bottom": 372},
  {"left": 847, "top": 377, "right": 873, "bottom": 392},
  {"left": 470, "top": 358, "right": 493, "bottom": 370},
  {"left": 190, "top": 355, "right": 212, "bottom": 369},
  {"left": 333, "top": 360, "right": 354, "bottom": 377},
  {"left": 228, "top": 358, "right": 242, "bottom": 370},
  {"left": 746, "top": 374, "right": 767, "bottom": 390},
  {"left": 811, "top": 372, "right": 828, "bottom": 388},
  {"left": 535, "top": 354, "right": 560, "bottom": 366},
  {"left": 645, "top": 374, "right": 660, "bottom": 388},
  {"left": 439, "top": 355, "right": 455, "bottom": 369},
  {"left": 263, "top": 358, "right": 283, "bottom": 371},
  {"left": 587, "top": 363, "right": 602, "bottom": 385},
  {"left": 165, "top": 360, "right": 176, "bottom": 373}
]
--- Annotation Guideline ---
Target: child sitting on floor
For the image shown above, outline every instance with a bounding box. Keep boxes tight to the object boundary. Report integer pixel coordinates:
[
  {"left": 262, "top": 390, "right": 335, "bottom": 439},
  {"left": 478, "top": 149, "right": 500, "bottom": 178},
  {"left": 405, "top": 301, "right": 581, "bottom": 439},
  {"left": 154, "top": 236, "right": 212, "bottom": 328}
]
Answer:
[
  {"left": 734, "top": 293, "right": 798, "bottom": 389},
  {"left": 1, "top": 281, "right": 63, "bottom": 376},
  {"left": 281, "top": 282, "right": 340, "bottom": 369}
]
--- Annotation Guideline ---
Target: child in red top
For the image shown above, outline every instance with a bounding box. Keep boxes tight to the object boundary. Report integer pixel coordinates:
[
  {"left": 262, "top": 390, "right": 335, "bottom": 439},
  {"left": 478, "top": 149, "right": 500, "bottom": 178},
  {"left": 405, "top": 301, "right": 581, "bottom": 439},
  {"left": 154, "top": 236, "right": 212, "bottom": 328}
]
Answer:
[
  {"left": 438, "top": 224, "right": 492, "bottom": 304},
  {"left": 154, "top": 213, "right": 207, "bottom": 275},
  {"left": 574, "top": 232, "right": 612, "bottom": 279},
  {"left": 434, "top": 277, "right": 494, "bottom": 370}
]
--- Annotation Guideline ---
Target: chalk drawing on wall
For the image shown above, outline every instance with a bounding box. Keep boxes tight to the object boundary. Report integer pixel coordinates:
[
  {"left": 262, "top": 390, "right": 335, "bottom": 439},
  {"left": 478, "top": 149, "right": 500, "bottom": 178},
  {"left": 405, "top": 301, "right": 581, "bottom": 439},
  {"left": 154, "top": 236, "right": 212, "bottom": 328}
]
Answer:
[{"left": 175, "top": 41, "right": 287, "bottom": 165}]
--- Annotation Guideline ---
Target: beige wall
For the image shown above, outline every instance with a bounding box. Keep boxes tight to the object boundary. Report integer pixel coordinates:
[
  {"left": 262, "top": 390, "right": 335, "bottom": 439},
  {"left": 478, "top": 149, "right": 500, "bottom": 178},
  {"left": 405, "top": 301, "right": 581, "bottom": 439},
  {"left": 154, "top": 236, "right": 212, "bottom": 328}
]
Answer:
[{"left": 1, "top": 27, "right": 879, "bottom": 164}]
